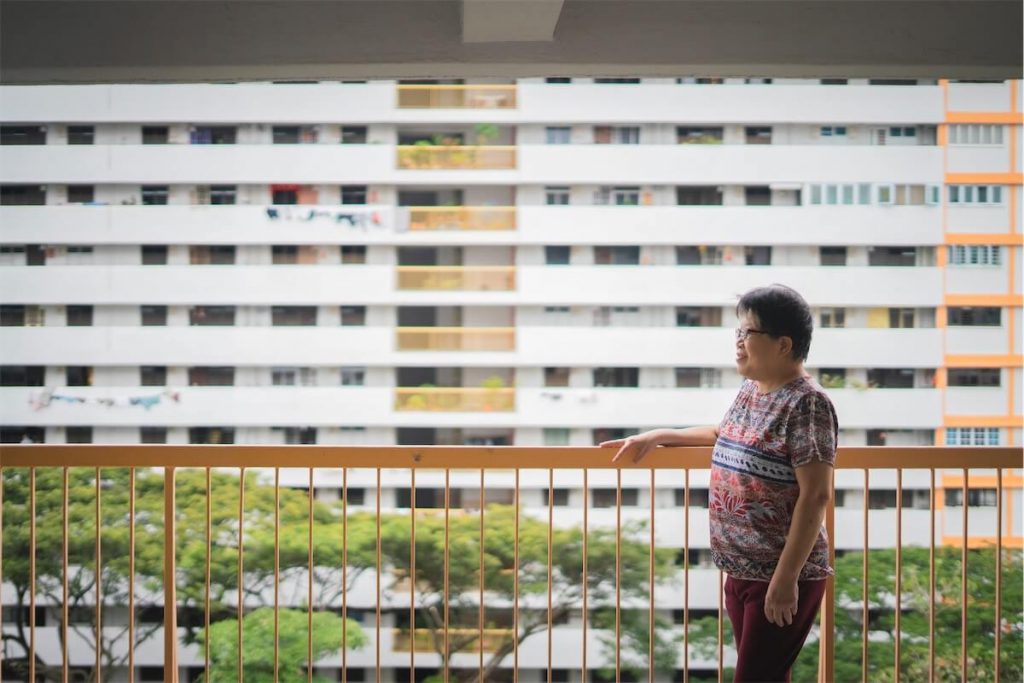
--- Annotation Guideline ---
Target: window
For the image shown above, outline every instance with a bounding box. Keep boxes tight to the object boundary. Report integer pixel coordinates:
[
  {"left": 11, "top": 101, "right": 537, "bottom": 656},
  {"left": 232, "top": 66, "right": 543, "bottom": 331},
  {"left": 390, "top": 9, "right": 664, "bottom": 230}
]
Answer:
[
  {"left": 613, "top": 187, "right": 640, "bottom": 206},
  {"left": 818, "top": 368, "right": 846, "bottom": 388},
  {"left": 869, "top": 247, "right": 916, "bottom": 267},
  {"left": 594, "top": 126, "right": 640, "bottom": 144},
  {"left": 67, "top": 126, "right": 94, "bottom": 145},
  {"left": 0, "top": 366, "right": 45, "bottom": 386},
  {"left": 676, "top": 246, "right": 722, "bottom": 265},
  {"left": 1, "top": 126, "right": 46, "bottom": 145},
  {"left": 949, "top": 124, "right": 1004, "bottom": 145},
  {"left": 271, "top": 367, "right": 317, "bottom": 386},
  {"left": 341, "top": 306, "right": 366, "bottom": 326},
  {"left": 592, "top": 488, "right": 639, "bottom": 507},
  {"left": 140, "top": 366, "right": 167, "bottom": 386},
  {"left": 272, "top": 306, "right": 317, "bottom": 326},
  {"left": 341, "top": 367, "right": 366, "bottom": 386},
  {"left": 141, "top": 245, "right": 168, "bottom": 265},
  {"left": 67, "top": 366, "right": 92, "bottom": 386},
  {"left": 594, "top": 78, "right": 641, "bottom": 84},
  {"left": 946, "top": 427, "right": 1000, "bottom": 446},
  {"left": 820, "top": 126, "right": 848, "bottom": 137},
  {"left": 545, "top": 77, "right": 572, "bottom": 83},
  {"left": 341, "top": 245, "right": 367, "bottom": 264},
  {"left": 744, "top": 78, "right": 773, "bottom": 84},
  {"left": 745, "top": 127, "right": 772, "bottom": 144},
  {"left": 140, "top": 427, "right": 167, "bottom": 444},
  {"left": 744, "top": 246, "right": 772, "bottom": 266},
  {"left": 189, "top": 306, "right": 236, "bottom": 326},
  {"left": 141, "top": 305, "right": 168, "bottom": 326},
  {"left": 141, "top": 186, "right": 169, "bottom": 206},
  {"left": 889, "top": 308, "right": 916, "bottom": 328},
  {"left": 190, "top": 126, "right": 236, "bottom": 144},
  {"left": 543, "top": 488, "right": 570, "bottom": 506},
  {"left": 545, "top": 127, "right": 571, "bottom": 144},
  {"left": 948, "top": 245, "right": 1001, "bottom": 266},
  {"left": 1, "top": 185, "right": 46, "bottom": 205},
  {"left": 341, "top": 185, "right": 368, "bottom": 205},
  {"left": 272, "top": 126, "right": 300, "bottom": 144},
  {"left": 676, "top": 77, "right": 724, "bottom": 85},
  {"left": 210, "top": 185, "right": 236, "bottom": 205},
  {"left": 272, "top": 245, "right": 298, "bottom": 264},
  {"left": 273, "top": 187, "right": 298, "bottom": 204},
  {"left": 820, "top": 247, "right": 847, "bottom": 266},
  {"left": 543, "top": 428, "right": 570, "bottom": 445},
  {"left": 0, "top": 306, "right": 25, "bottom": 326},
  {"left": 593, "top": 367, "right": 639, "bottom": 388},
  {"left": 544, "top": 186, "right": 570, "bottom": 205},
  {"left": 945, "top": 488, "right": 998, "bottom": 506},
  {"left": 594, "top": 246, "right": 640, "bottom": 265},
  {"left": 819, "top": 308, "right": 846, "bottom": 328},
  {"left": 66, "top": 427, "right": 93, "bottom": 444},
  {"left": 341, "top": 126, "right": 368, "bottom": 144},
  {"left": 189, "top": 427, "right": 235, "bottom": 444},
  {"left": 675, "top": 306, "right": 721, "bottom": 327},
  {"left": 889, "top": 126, "right": 917, "bottom": 138},
  {"left": 867, "top": 368, "right": 915, "bottom": 389},
  {"left": 675, "top": 367, "right": 722, "bottom": 388},
  {"left": 545, "top": 246, "right": 571, "bottom": 265},
  {"left": 142, "top": 126, "right": 169, "bottom": 144},
  {"left": 67, "top": 185, "right": 94, "bottom": 203},
  {"left": 820, "top": 78, "right": 848, "bottom": 85},
  {"left": 673, "top": 488, "right": 710, "bottom": 507},
  {"left": 544, "top": 367, "right": 570, "bottom": 387},
  {"left": 948, "top": 368, "right": 1001, "bottom": 387},
  {"left": 65, "top": 305, "right": 93, "bottom": 327},
  {"left": 744, "top": 187, "right": 771, "bottom": 206},
  {"left": 676, "top": 127, "right": 723, "bottom": 144},
  {"left": 948, "top": 307, "right": 1001, "bottom": 326},
  {"left": 808, "top": 183, "right": 873, "bottom": 205},
  {"left": 948, "top": 185, "right": 1004, "bottom": 205},
  {"left": 676, "top": 186, "right": 723, "bottom": 205},
  {"left": 189, "top": 245, "right": 236, "bottom": 265},
  {"left": 188, "top": 367, "right": 235, "bottom": 386},
  {"left": 277, "top": 427, "right": 317, "bottom": 445}
]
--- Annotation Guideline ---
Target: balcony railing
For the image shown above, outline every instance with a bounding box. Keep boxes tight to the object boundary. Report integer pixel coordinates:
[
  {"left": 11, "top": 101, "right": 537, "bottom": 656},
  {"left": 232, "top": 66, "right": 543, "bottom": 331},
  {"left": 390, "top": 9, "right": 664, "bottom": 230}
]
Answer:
[
  {"left": 396, "top": 84, "right": 518, "bottom": 109},
  {"left": 396, "top": 327, "right": 516, "bottom": 351},
  {"left": 396, "top": 145, "right": 517, "bottom": 170},
  {"left": 394, "top": 387, "right": 516, "bottom": 411},
  {"left": 0, "top": 446, "right": 1020, "bottom": 683},
  {"left": 395, "top": 265, "right": 517, "bottom": 291},
  {"left": 407, "top": 206, "right": 517, "bottom": 231}
]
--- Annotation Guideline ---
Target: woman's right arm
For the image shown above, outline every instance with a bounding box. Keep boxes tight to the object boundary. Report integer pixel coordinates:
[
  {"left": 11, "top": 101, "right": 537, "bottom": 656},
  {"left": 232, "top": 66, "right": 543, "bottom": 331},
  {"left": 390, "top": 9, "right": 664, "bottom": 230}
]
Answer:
[{"left": 600, "top": 426, "right": 719, "bottom": 463}]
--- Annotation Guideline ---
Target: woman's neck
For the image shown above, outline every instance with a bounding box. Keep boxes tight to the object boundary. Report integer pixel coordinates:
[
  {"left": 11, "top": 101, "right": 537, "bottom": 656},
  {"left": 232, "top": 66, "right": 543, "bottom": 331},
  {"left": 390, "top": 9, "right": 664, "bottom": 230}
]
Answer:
[{"left": 755, "top": 365, "right": 807, "bottom": 395}]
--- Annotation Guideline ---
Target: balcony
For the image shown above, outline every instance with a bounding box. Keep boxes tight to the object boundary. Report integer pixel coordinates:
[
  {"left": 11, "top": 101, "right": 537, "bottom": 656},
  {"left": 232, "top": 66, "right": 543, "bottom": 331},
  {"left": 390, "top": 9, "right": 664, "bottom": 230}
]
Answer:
[
  {"left": 407, "top": 206, "right": 517, "bottom": 231},
  {"left": 0, "top": 445, "right": 1018, "bottom": 682},
  {"left": 396, "top": 84, "right": 517, "bottom": 109},
  {"left": 396, "top": 145, "right": 517, "bottom": 170},
  {"left": 395, "top": 265, "right": 517, "bottom": 291},
  {"left": 395, "top": 327, "right": 516, "bottom": 351},
  {"left": 394, "top": 387, "right": 516, "bottom": 412}
]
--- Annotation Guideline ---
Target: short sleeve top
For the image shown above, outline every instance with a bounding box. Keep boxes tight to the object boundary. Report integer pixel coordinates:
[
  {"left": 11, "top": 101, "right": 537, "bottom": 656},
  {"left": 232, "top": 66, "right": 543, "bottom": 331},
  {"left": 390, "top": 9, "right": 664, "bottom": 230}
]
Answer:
[{"left": 709, "top": 376, "right": 839, "bottom": 581}]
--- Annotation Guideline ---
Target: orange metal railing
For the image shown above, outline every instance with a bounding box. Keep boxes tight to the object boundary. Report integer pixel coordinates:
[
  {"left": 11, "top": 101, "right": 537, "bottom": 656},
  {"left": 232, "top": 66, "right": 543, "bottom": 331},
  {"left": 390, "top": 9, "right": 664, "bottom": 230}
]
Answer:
[
  {"left": 396, "top": 84, "right": 518, "bottom": 109},
  {"left": 395, "top": 265, "right": 516, "bottom": 291},
  {"left": 396, "top": 145, "right": 517, "bottom": 170},
  {"left": 396, "top": 326, "right": 516, "bottom": 351},
  {"left": 0, "top": 445, "right": 1020, "bottom": 683},
  {"left": 407, "top": 206, "right": 517, "bottom": 231}
]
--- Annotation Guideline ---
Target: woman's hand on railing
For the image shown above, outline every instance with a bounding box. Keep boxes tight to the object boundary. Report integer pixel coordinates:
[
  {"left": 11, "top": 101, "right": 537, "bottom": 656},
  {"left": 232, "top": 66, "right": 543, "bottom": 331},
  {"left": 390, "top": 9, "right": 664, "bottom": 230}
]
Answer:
[{"left": 600, "top": 429, "right": 666, "bottom": 464}]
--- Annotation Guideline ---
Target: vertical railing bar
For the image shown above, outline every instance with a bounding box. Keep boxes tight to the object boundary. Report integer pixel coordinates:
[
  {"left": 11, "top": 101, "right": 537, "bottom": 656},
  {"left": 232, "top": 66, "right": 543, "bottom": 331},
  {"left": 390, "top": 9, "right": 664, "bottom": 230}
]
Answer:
[
  {"left": 410, "top": 467, "right": 416, "bottom": 682},
  {"left": 163, "top": 467, "right": 179, "bottom": 683},
  {"left": 308, "top": 467, "right": 314, "bottom": 683},
  {"left": 376, "top": 466, "right": 382, "bottom": 683},
  {"left": 929, "top": 468, "right": 936, "bottom": 683},
  {"left": 129, "top": 467, "right": 136, "bottom": 683},
  {"left": 961, "top": 468, "right": 968, "bottom": 683},
  {"left": 684, "top": 469, "right": 690, "bottom": 683},
  {"left": 547, "top": 467, "right": 553, "bottom": 683},
  {"left": 895, "top": 468, "right": 903, "bottom": 683},
  {"left": 716, "top": 571, "right": 723, "bottom": 683},
  {"left": 482, "top": 467, "right": 487, "bottom": 682},
  {"left": 444, "top": 468, "right": 451, "bottom": 683},
  {"left": 616, "top": 468, "right": 622, "bottom": 683},
  {"left": 63, "top": 467, "right": 70, "bottom": 683},
  {"left": 994, "top": 467, "right": 1003, "bottom": 683},
  {"left": 823, "top": 466, "right": 836, "bottom": 683},
  {"left": 95, "top": 466, "right": 102, "bottom": 682},
  {"left": 30, "top": 467, "right": 37, "bottom": 683},
  {"left": 342, "top": 467, "right": 348, "bottom": 683},
  {"left": 513, "top": 468, "right": 519, "bottom": 683},
  {"left": 0, "top": 468, "right": 3, "bottom": 683},
  {"left": 205, "top": 468, "right": 213, "bottom": 681},
  {"left": 582, "top": 468, "right": 588, "bottom": 683},
  {"left": 863, "top": 469, "right": 869, "bottom": 683},
  {"left": 274, "top": 468, "right": 280, "bottom": 682},
  {"left": 649, "top": 467, "right": 655, "bottom": 683},
  {"left": 239, "top": 467, "right": 246, "bottom": 683}
]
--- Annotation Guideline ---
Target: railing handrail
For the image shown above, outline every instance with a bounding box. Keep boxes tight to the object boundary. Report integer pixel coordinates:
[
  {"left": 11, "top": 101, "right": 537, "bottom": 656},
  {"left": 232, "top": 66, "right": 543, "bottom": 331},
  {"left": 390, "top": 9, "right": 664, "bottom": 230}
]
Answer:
[
  {"left": 396, "top": 326, "right": 516, "bottom": 333},
  {"left": 395, "top": 84, "right": 518, "bottom": 91},
  {"left": 1, "top": 445, "right": 1020, "bottom": 469}
]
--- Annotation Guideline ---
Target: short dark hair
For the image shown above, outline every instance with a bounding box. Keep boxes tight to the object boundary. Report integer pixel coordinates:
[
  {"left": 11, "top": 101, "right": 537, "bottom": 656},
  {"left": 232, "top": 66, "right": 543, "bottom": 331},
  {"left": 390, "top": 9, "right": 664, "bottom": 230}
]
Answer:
[{"left": 736, "top": 284, "right": 813, "bottom": 362}]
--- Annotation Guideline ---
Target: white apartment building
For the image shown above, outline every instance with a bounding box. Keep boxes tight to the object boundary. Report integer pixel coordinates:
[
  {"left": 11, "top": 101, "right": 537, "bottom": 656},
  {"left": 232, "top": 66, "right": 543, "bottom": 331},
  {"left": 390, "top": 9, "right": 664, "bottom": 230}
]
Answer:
[{"left": 0, "top": 77, "right": 1021, "bottom": 681}]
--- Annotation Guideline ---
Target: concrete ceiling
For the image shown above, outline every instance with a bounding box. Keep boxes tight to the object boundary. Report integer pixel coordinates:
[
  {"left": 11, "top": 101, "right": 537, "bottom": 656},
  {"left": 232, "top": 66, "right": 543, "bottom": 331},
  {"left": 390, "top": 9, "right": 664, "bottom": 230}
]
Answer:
[{"left": 0, "top": 0, "right": 1021, "bottom": 85}]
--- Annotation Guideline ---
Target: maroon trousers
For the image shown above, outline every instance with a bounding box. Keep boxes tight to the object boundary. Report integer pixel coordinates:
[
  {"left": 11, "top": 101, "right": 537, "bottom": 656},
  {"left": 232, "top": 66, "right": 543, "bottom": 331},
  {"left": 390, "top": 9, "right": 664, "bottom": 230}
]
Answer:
[{"left": 724, "top": 575, "right": 827, "bottom": 683}]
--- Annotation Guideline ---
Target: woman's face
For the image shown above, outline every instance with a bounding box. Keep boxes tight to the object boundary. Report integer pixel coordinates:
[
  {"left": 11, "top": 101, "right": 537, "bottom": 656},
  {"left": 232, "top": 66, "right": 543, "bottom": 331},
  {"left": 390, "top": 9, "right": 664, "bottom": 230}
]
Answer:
[{"left": 734, "top": 311, "right": 790, "bottom": 380}]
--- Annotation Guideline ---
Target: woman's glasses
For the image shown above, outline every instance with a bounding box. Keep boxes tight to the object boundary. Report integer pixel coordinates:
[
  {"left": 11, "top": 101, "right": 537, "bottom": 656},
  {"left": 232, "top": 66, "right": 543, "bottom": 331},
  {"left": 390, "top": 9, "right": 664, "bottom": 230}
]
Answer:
[{"left": 735, "top": 327, "right": 770, "bottom": 342}]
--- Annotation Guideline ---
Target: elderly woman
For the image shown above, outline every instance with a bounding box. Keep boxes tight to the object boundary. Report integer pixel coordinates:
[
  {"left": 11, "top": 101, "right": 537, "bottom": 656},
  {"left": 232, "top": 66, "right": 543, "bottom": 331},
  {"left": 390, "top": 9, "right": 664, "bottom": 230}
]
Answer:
[{"left": 601, "top": 284, "right": 838, "bottom": 682}]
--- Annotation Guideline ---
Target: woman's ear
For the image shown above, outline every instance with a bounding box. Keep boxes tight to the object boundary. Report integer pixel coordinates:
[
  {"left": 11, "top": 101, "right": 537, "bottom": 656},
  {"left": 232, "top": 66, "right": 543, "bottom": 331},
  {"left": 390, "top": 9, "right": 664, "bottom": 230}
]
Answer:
[{"left": 777, "top": 335, "right": 794, "bottom": 358}]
